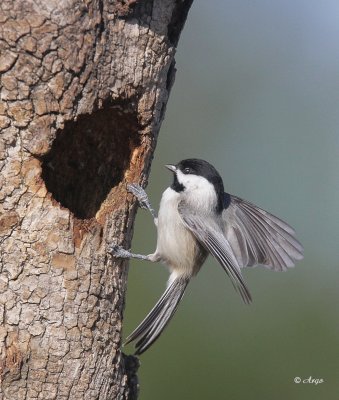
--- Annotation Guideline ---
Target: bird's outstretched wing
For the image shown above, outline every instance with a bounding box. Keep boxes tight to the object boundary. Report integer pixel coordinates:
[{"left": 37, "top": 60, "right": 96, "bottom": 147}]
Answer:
[
  {"left": 222, "top": 194, "right": 304, "bottom": 270},
  {"left": 178, "top": 202, "right": 252, "bottom": 304},
  {"left": 125, "top": 274, "right": 189, "bottom": 355}
]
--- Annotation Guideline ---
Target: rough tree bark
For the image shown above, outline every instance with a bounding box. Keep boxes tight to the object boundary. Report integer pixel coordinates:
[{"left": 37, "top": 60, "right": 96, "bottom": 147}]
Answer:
[{"left": 0, "top": 1, "right": 193, "bottom": 398}]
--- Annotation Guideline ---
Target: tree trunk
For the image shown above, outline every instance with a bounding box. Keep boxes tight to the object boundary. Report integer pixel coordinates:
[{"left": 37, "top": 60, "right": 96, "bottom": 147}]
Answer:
[{"left": 0, "top": 1, "right": 192, "bottom": 398}]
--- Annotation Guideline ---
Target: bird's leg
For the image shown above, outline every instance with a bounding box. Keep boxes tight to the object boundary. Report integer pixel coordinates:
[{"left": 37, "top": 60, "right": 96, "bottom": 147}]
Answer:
[
  {"left": 109, "top": 184, "right": 158, "bottom": 261},
  {"left": 109, "top": 243, "right": 153, "bottom": 261},
  {"left": 127, "top": 183, "right": 157, "bottom": 223}
]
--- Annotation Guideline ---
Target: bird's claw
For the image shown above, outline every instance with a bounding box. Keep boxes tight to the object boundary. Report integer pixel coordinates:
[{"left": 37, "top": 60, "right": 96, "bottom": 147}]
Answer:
[
  {"left": 127, "top": 183, "right": 153, "bottom": 212},
  {"left": 109, "top": 243, "right": 131, "bottom": 259}
]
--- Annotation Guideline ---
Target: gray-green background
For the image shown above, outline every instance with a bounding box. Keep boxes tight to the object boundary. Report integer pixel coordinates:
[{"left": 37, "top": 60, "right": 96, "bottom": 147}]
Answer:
[{"left": 124, "top": 1, "right": 339, "bottom": 398}]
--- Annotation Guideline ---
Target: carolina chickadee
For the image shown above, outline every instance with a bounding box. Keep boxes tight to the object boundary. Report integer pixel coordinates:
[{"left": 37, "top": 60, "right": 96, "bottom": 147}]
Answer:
[{"left": 111, "top": 158, "right": 304, "bottom": 355}]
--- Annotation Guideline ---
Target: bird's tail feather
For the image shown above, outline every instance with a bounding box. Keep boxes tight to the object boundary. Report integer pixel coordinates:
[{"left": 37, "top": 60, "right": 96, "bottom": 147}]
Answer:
[{"left": 125, "top": 274, "right": 189, "bottom": 355}]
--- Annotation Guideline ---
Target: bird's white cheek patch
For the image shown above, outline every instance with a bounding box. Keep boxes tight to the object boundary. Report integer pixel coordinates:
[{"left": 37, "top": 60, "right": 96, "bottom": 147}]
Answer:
[
  {"left": 176, "top": 170, "right": 206, "bottom": 189},
  {"left": 176, "top": 170, "right": 217, "bottom": 212}
]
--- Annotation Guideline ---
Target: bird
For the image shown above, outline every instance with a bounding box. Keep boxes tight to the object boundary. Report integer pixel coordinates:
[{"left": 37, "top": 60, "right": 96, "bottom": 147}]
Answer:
[{"left": 110, "top": 158, "right": 304, "bottom": 355}]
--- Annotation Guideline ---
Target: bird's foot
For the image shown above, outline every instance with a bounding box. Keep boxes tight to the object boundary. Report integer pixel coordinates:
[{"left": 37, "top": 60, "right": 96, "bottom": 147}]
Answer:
[
  {"left": 127, "top": 183, "right": 155, "bottom": 217},
  {"left": 109, "top": 243, "right": 131, "bottom": 259}
]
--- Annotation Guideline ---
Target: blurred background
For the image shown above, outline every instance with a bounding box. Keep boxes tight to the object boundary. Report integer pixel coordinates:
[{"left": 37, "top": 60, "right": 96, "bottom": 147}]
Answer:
[{"left": 124, "top": 1, "right": 339, "bottom": 398}]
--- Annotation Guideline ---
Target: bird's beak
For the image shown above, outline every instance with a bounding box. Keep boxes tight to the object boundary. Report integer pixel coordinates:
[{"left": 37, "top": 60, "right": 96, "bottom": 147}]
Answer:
[{"left": 165, "top": 164, "right": 176, "bottom": 173}]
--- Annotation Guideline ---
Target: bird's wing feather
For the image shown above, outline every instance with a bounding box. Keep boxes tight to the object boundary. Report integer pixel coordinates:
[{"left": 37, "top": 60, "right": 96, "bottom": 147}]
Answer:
[
  {"left": 222, "top": 194, "right": 304, "bottom": 270},
  {"left": 125, "top": 275, "right": 189, "bottom": 355},
  {"left": 178, "top": 202, "right": 252, "bottom": 304}
]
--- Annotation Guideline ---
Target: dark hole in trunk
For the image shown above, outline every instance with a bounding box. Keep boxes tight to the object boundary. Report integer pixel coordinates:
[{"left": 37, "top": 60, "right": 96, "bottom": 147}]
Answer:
[{"left": 41, "top": 100, "right": 140, "bottom": 219}]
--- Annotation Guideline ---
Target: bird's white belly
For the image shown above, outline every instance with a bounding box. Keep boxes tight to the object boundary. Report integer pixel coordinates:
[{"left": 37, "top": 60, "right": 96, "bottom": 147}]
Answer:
[{"left": 155, "top": 188, "right": 200, "bottom": 275}]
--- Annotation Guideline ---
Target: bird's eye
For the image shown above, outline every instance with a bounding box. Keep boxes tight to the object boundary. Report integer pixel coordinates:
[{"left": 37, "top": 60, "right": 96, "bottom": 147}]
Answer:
[{"left": 183, "top": 167, "right": 191, "bottom": 174}]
